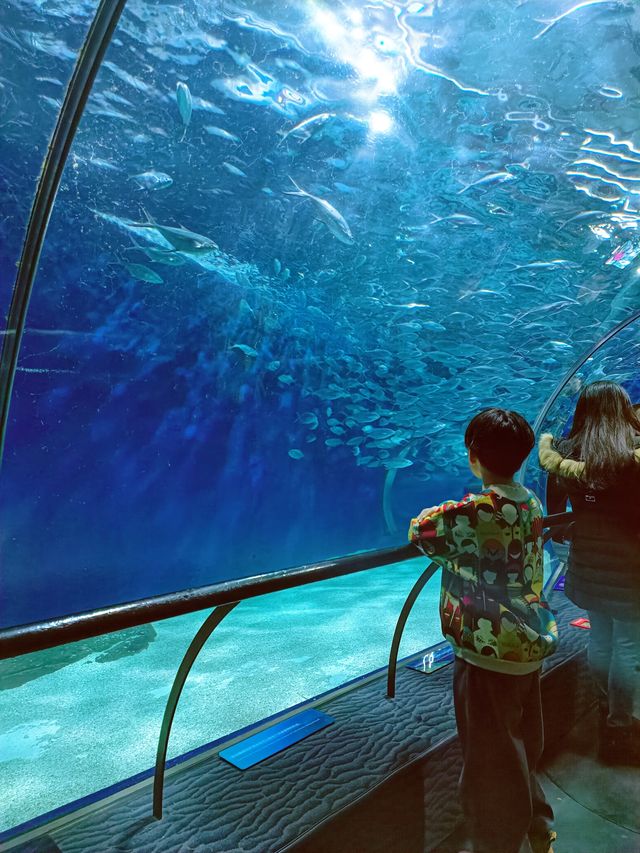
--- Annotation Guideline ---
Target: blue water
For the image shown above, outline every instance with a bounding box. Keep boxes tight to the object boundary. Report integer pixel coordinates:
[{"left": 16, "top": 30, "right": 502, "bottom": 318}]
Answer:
[
  {"left": 2, "top": 0, "right": 640, "bottom": 626},
  {"left": 1, "top": 0, "right": 640, "bottom": 835}
]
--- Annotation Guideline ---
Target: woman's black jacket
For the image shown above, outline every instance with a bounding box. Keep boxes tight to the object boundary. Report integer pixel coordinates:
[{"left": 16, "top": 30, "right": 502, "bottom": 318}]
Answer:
[{"left": 538, "top": 433, "right": 640, "bottom": 620}]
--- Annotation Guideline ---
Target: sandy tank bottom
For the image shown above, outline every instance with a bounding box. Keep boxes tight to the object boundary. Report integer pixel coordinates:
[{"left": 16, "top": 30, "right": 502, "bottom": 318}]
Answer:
[{"left": 0, "top": 559, "right": 441, "bottom": 832}]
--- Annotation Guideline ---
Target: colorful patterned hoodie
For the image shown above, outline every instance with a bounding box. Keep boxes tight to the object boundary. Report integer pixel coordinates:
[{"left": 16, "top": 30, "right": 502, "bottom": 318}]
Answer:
[{"left": 409, "top": 483, "right": 558, "bottom": 674}]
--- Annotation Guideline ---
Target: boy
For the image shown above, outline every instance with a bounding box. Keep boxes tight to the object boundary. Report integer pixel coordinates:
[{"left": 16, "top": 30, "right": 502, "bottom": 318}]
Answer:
[{"left": 409, "top": 409, "right": 559, "bottom": 853}]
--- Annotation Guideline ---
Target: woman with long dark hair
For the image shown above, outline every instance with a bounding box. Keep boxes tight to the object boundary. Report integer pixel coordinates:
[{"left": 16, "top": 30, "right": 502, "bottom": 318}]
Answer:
[{"left": 539, "top": 380, "right": 640, "bottom": 764}]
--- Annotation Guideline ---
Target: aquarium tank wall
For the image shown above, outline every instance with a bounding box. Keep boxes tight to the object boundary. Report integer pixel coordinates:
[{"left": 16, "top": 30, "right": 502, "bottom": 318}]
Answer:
[{"left": 1, "top": 0, "right": 639, "bottom": 836}]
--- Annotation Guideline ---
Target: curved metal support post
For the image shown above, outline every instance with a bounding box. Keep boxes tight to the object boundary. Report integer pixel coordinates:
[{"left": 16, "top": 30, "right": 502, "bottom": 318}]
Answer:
[
  {"left": 386, "top": 562, "right": 439, "bottom": 699},
  {"left": 153, "top": 601, "right": 239, "bottom": 820},
  {"left": 520, "top": 308, "right": 640, "bottom": 484},
  {"left": 0, "top": 0, "right": 128, "bottom": 468}
]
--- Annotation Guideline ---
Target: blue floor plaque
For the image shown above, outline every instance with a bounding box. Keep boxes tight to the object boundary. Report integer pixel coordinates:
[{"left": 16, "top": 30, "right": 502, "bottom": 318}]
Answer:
[
  {"left": 219, "top": 708, "right": 334, "bottom": 770},
  {"left": 406, "top": 643, "right": 455, "bottom": 675},
  {"left": 553, "top": 575, "right": 566, "bottom": 591}
]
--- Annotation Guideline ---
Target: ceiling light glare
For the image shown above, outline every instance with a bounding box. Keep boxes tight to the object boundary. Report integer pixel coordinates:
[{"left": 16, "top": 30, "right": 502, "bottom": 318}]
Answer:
[{"left": 368, "top": 110, "right": 393, "bottom": 134}]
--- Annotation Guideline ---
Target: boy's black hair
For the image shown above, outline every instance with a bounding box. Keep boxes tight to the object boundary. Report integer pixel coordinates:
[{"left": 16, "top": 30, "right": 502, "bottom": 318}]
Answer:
[{"left": 464, "top": 408, "right": 534, "bottom": 477}]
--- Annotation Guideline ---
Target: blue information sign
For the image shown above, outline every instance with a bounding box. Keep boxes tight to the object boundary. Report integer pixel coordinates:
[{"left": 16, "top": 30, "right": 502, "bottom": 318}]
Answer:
[
  {"left": 406, "top": 643, "right": 455, "bottom": 675},
  {"left": 219, "top": 708, "right": 334, "bottom": 770},
  {"left": 553, "top": 575, "right": 566, "bottom": 591}
]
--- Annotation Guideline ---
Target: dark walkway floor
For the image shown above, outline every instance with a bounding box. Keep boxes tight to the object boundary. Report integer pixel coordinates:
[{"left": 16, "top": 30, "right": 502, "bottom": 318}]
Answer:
[
  {"left": 540, "top": 708, "right": 639, "bottom": 853},
  {"left": 440, "top": 708, "right": 640, "bottom": 853}
]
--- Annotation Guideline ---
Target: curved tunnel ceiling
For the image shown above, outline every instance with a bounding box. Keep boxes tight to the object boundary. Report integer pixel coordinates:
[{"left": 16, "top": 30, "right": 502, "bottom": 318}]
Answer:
[{"left": 1, "top": 0, "right": 640, "bottom": 626}]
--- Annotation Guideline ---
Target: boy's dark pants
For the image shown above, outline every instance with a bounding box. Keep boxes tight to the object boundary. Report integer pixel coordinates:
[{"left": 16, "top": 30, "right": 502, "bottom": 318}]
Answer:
[{"left": 453, "top": 657, "right": 554, "bottom": 853}]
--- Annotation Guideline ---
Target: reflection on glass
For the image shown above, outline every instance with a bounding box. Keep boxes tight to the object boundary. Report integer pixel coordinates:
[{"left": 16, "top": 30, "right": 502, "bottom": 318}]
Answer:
[{"left": 0, "top": 559, "right": 437, "bottom": 831}]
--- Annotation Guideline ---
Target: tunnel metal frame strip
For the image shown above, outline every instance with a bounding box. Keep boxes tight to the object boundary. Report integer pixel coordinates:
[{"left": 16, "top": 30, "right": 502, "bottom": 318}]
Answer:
[
  {"left": 520, "top": 308, "right": 640, "bottom": 483},
  {"left": 0, "top": 0, "right": 128, "bottom": 467},
  {"left": 0, "top": 513, "right": 572, "bottom": 660}
]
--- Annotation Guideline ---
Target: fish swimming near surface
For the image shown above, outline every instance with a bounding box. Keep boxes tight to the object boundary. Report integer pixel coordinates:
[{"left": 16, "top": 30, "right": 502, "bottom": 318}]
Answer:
[
  {"left": 457, "top": 170, "right": 517, "bottom": 194},
  {"left": 285, "top": 178, "right": 354, "bottom": 245},
  {"left": 204, "top": 125, "right": 240, "bottom": 143},
  {"left": 278, "top": 111, "right": 337, "bottom": 144},
  {"left": 506, "top": 258, "right": 581, "bottom": 271},
  {"left": 176, "top": 81, "right": 192, "bottom": 142},
  {"left": 131, "top": 171, "right": 173, "bottom": 191},
  {"left": 223, "top": 161, "right": 247, "bottom": 178},
  {"left": 427, "top": 213, "right": 483, "bottom": 226},
  {"left": 129, "top": 210, "right": 218, "bottom": 255}
]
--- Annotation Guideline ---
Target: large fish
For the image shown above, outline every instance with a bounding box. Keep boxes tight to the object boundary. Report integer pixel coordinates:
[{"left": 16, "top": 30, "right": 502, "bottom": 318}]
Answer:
[
  {"left": 285, "top": 178, "right": 354, "bottom": 245},
  {"left": 129, "top": 210, "right": 218, "bottom": 255}
]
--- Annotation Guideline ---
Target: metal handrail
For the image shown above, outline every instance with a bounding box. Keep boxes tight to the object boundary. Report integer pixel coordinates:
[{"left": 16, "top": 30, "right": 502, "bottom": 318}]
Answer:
[
  {"left": 0, "top": 513, "right": 573, "bottom": 661},
  {"left": 0, "top": 0, "right": 128, "bottom": 468},
  {"left": 150, "top": 514, "right": 571, "bottom": 818},
  {"left": 0, "top": 512, "right": 573, "bottom": 820},
  {"left": 0, "top": 544, "right": 419, "bottom": 659}
]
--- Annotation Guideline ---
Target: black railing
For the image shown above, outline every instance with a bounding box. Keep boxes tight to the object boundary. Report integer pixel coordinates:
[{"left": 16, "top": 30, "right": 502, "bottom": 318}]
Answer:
[
  {"left": 0, "top": 543, "right": 419, "bottom": 659},
  {"left": 0, "top": 511, "right": 573, "bottom": 819},
  {"left": 0, "top": 512, "right": 572, "bottom": 660}
]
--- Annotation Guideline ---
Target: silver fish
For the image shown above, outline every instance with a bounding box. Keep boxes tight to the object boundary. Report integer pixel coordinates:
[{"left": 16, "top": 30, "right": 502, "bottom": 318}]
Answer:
[
  {"left": 141, "top": 246, "right": 185, "bottom": 266},
  {"left": 279, "top": 112, "right": 336, "bottom": 144},
  {"left": 285, "top": 178, "right": 354, "bottom": 245},
  {"left": 176, "top": 81, "right": 192, "bottom": 142},
  {"left": 507, "top": 259, "right": 581, "bottom": 271},
  {"left": 457, "top": 171, "right": 516, "bottom": 194},
  {"left": 132, "top": 171, "right": 173, "bottom": 191},
  {"left": 223, "top": 162, "right": 247, "bottom": 178},
  {"left": 231, "top": 344, "right": 258, "bottom": 357},
  {"left": 205, "top": 125, "right": 239, "bottom": 142},
  {"left": 130, "top": 210, "right": 218, "bottom": 255}
]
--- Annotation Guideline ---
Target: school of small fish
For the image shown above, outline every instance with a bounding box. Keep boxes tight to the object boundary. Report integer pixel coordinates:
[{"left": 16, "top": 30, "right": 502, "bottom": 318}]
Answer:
[{"left": 2, "top": 0, "right": 640, "bottom": 535}]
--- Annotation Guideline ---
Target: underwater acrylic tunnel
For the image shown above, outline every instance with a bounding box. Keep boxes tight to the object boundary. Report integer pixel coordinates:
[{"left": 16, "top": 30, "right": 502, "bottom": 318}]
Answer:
[{"left": 1, "top": 0, "right": 640, "bottom": 849}]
